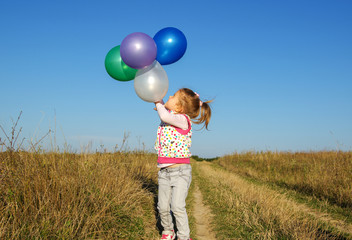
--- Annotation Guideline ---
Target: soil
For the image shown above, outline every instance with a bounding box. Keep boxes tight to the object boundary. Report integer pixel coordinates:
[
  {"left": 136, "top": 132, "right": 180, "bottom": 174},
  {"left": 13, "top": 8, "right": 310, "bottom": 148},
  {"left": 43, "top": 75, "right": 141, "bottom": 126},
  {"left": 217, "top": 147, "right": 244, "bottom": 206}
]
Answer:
[{"left": 192, "top": 183, "right": 217, "bottom": 240}]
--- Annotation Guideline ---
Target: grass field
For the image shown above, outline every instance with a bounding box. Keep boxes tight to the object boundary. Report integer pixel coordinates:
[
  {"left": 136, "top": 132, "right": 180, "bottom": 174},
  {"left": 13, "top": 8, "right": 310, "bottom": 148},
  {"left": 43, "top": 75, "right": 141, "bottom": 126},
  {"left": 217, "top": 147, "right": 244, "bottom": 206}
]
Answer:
[
  {"left": 1, "top": 150, "right": 351, "bottom": 239},
  {"left": 0, "top": 151, "right": 160, "bottom": 239},
  {"left": 194, "top": 151, "right": 352, "bottom": 239},
  {"left": 218, "top": 151, "right": 352, "bottom": 209}
]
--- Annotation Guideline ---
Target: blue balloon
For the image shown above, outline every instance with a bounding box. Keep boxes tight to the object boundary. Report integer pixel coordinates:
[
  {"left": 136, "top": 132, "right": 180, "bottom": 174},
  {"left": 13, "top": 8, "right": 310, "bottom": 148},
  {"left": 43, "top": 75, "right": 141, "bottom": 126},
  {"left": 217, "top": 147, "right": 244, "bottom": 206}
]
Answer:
[{"left": 153, "top": 27, "right": 187, "bottom": 65}]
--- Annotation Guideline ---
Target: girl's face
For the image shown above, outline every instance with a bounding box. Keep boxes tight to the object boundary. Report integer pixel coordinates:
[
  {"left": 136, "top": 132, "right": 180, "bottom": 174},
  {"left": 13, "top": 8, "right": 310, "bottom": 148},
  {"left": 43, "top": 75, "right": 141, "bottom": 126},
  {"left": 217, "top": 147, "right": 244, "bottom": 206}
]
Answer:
[{"left": 165, "top": 91, "right": 182, "bottom": 112}]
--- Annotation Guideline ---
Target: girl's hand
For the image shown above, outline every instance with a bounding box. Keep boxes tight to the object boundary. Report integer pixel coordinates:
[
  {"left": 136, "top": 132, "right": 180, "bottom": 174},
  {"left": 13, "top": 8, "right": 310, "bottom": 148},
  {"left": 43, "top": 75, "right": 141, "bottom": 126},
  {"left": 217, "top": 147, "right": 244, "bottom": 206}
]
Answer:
[
  {"left": 154, "top": 100, "right": 164, "bottom": 105},
  {"left": 154, "top": 100, "right": 164, "bottom": 111}
]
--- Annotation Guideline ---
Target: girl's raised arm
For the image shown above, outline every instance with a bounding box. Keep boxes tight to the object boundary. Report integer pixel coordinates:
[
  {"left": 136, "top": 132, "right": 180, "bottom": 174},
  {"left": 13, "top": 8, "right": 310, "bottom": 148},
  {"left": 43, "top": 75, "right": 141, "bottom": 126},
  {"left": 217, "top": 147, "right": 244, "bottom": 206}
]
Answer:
[{"left": 155, "top": 102, "right": 188, "bottom": 130}]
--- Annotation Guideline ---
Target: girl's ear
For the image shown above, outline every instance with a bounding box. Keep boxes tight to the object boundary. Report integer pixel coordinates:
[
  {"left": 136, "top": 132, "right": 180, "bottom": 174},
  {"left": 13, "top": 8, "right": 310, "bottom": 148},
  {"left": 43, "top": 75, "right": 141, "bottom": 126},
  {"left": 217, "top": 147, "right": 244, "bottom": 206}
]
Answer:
[
  {"left": 175, "top": 102, "right": 184, "bottom": 113},
  {"left": 176, "top": 105, "right": 184, "bottom": 113}
]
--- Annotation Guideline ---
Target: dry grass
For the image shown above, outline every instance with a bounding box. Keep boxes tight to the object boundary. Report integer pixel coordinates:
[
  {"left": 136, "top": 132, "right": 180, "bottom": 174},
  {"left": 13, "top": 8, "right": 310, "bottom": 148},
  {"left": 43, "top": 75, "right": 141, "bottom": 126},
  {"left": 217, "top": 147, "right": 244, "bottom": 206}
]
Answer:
[
  {"left": 193, "top": 161, "right": 351, "bottom": 239},
  {"left": 0, "top": 151, "right": 160, "bottom": 239},
  {"left": 218, "top": 151, "right": 352, "bottom": 208}
]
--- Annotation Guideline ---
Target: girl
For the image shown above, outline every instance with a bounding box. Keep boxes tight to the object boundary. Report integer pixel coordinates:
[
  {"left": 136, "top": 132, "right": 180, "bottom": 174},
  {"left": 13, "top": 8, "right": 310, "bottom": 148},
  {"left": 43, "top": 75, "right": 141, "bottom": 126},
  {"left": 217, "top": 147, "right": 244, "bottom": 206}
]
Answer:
[{"left": 154, "top": 88, "right": 212, "bottom": 240}]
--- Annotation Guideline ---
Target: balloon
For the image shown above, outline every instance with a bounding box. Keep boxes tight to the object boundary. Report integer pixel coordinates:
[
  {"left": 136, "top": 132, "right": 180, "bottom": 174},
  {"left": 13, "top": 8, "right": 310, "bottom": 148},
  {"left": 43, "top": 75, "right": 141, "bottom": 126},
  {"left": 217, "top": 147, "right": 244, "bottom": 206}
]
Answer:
[
  {"left": 134, "top": 61, "right": 168, "bottom": 102},
  {"left": 120, "top": 32, "right": 157, "bottom": 69},
  {"left": 153, "top": 27, "right": 187, "bottom": 65},
  {"left": 105, "top": 45, "right": 137, "bottom": 81}
]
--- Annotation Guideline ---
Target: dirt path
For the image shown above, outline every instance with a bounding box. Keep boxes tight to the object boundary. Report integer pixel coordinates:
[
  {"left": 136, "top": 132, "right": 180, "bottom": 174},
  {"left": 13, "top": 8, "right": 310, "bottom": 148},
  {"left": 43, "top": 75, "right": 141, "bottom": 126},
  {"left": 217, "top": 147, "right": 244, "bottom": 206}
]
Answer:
[
  {"left": 195, "top": 162, "right": 352, "bottom": 239},
  {"left": 192, "top": 183, "right": 217, "bottom": 240}
]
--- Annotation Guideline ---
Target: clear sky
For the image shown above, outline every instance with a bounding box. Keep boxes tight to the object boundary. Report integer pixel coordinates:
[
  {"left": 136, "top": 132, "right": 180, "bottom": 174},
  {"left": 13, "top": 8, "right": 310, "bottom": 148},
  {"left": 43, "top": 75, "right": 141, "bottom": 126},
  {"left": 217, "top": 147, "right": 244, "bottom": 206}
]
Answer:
[{"left": 1, "top": 1, "right": 351, "bottom": 157}]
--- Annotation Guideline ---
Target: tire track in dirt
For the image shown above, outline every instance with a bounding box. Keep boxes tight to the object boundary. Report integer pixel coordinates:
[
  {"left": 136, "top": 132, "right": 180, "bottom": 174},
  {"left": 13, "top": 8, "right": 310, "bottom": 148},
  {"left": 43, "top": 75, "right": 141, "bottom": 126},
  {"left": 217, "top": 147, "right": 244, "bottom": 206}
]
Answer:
[
  {"left": 198, "top": 161, "right": 352, "bottom": 239},
  {"left": 192, "top": 182, "right": 217, "bottom": 240}
]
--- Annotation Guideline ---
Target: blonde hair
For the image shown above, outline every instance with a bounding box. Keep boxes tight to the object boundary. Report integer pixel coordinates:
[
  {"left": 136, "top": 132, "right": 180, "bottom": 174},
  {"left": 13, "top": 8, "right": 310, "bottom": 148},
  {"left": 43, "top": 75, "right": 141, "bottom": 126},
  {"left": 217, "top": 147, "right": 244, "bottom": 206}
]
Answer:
[{"left": 176, "top": 88, "right": 213, "bottom": 130}]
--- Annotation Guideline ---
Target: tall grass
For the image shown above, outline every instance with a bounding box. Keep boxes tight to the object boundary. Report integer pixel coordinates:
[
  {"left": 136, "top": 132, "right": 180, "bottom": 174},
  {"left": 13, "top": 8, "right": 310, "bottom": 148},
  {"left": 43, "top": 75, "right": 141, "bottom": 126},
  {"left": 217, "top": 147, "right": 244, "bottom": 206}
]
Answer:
[
  {"left": 0, "top": 151, "right": 160, "bottom": 239},
  {"left": 218, "top": 151, "right": 352, "bottom": 209},
  {"left": 193, "top": 161, "right": 351, "bottom": 239}
]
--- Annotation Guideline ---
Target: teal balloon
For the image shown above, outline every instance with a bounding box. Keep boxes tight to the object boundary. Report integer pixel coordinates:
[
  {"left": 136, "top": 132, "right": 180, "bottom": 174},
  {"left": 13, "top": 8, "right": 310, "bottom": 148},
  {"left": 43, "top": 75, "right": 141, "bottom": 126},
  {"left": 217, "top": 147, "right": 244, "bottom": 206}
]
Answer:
[{"left": 105, "top": 45, "right": 137, "bottom": 81}]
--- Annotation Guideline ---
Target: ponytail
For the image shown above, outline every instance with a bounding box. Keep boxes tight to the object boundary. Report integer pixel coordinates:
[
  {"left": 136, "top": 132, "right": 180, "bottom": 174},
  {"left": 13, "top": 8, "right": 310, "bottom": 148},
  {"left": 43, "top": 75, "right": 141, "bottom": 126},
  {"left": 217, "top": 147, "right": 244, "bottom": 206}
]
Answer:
[
  {"left": 194, "top": 100, "right": 213, "bottom": 130},
  {"left": 177, "top": 88, "right": 213, "bottom": 130}
]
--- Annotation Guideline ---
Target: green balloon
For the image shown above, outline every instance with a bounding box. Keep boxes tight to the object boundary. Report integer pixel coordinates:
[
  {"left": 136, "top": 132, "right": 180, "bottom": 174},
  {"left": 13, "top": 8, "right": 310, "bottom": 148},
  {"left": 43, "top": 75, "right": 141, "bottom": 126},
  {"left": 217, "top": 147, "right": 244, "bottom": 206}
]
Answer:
[{"left": 105, "top": 45, "right": 137, "bottom": 81}]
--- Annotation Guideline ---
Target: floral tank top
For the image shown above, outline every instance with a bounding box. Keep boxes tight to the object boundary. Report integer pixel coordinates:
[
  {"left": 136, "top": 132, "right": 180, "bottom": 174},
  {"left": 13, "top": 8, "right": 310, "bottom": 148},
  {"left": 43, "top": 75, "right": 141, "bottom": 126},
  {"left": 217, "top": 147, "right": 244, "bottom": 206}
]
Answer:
[{"left": 154, "top": 113, "right": 192, "bottom": 162}]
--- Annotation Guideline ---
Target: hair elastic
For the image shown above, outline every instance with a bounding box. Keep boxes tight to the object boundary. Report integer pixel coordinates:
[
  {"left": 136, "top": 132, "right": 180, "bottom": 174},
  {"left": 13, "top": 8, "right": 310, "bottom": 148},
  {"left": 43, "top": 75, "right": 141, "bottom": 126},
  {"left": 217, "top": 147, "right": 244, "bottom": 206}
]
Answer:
[{"left": 194, "top": 92, "right": 203, "bottom": 107}]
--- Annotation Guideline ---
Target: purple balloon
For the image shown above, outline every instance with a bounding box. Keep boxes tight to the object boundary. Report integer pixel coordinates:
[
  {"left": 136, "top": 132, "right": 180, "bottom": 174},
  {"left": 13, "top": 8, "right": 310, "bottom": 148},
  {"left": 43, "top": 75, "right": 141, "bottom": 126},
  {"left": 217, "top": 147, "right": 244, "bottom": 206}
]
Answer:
[{"left": 120, "top": 32, "right": 157, "bottom": 69}]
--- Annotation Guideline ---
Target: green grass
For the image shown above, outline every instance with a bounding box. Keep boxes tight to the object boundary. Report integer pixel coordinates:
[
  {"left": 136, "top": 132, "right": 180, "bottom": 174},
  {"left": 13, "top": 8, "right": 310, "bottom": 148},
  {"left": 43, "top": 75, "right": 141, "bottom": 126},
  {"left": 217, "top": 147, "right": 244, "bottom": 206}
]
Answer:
[
  {"left": 192, "top": 162, "right": 253, "bottom": 239},
  {"left": 218, "top": 151, "right": 352, "bottom": 208},
  {"left": 192, "top": 160, "right": 352, "bottom": 240},
  {"left": 2, "top": 149, "right": 350, "bottom": 239},
  {"left": 186, "top": 176, "right": 197, "bottom": 239},
  {"left": 0, "top": 151, "right": 161, "bottom": 239}
]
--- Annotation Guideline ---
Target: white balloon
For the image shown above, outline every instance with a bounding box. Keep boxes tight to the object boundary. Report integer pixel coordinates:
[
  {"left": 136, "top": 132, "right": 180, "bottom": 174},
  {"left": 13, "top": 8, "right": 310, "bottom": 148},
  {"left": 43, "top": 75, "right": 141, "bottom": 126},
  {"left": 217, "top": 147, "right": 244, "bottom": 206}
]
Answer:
[{"left": 134, "top": 61, "right": 169, "bottom": 102}]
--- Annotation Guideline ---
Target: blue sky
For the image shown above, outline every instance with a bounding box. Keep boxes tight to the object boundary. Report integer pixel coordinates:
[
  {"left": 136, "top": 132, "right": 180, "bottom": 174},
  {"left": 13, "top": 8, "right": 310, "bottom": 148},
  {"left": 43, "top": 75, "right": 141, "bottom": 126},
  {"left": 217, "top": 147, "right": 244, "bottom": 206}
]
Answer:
[{"left": 1, "top": 1, "right": 351, "bottom": 157}]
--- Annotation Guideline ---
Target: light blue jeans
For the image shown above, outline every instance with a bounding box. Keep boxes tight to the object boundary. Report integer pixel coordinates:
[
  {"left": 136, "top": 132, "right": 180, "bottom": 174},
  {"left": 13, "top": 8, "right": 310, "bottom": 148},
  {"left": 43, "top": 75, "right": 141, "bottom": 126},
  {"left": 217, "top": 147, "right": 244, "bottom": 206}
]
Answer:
[{"left": 158, "top": 164, "right": 192, "bottom": 240}]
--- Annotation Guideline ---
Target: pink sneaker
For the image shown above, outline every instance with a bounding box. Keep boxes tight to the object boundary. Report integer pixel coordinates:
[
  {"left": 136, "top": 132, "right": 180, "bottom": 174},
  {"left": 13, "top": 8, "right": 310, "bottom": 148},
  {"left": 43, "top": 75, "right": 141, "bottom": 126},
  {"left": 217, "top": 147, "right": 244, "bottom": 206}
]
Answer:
[{"left": 160, "top": 230, "right": 175, "bottom": 240}]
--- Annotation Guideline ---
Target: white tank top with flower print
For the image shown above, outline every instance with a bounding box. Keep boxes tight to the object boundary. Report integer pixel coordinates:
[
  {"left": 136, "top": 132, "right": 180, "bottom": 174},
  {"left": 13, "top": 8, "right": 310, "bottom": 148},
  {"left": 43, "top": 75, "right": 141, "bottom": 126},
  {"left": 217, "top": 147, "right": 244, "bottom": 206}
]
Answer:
[{"left": 154, "top": 113, "right": 192, "bottom": 162}]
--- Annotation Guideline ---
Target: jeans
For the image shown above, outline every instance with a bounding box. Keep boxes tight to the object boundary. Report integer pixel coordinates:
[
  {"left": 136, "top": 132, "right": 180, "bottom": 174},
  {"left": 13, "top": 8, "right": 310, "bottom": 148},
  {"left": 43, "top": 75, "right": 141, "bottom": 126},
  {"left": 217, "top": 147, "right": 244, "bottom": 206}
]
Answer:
[{"left": 158, "top": 164, "right": 192, "bottom": 239}]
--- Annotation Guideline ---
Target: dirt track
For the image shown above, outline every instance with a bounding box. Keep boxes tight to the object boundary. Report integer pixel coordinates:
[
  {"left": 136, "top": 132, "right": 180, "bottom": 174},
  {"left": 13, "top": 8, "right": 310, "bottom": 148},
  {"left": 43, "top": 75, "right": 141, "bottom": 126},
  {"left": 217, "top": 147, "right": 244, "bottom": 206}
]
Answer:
[{"left": 192, "top": 183, "right": 217, "bottom": 240}]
